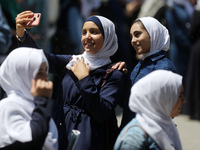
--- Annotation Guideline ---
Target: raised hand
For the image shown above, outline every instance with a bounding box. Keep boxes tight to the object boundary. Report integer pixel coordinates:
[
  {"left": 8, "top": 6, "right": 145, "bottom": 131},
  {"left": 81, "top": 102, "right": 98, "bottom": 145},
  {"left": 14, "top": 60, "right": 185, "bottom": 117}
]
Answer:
[
  {"left": 30, "top": 79, "right": 53, "bottom": 99},
  {"left": 111, "top": 61, "right": 128, "bottom": 74},
  {"left": 15, "top": 11, "right": 34, "bottom": 38}
]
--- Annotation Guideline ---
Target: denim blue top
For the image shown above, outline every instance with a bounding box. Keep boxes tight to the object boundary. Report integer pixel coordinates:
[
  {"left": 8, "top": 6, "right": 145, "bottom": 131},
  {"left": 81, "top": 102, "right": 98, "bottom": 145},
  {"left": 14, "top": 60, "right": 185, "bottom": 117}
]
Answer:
[
  {"left": 114, "top": 118, "right": 160, "bottom": 150},
  {"left": 130, "top": 50, "right": 176, "bottom": 85}
]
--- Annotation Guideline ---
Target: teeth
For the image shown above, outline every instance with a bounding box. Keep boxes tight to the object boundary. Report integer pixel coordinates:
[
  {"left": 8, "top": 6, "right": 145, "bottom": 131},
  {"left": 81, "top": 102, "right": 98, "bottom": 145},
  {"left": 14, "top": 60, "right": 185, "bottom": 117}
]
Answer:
[{"left": 86, "top": 43, "right": 93, "bottom": 46}]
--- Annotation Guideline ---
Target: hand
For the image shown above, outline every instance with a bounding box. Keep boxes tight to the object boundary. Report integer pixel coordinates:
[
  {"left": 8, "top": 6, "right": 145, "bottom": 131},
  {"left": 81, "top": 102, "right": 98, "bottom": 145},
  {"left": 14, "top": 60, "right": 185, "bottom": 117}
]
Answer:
[
  {"left": 30, "top": 79, "right": 53, "bottom": 99},
  {"left": 15, "top": 11, "right": 35, "bottom": 38},
  {"left": 69, "top": 57, "right": 91, "bottom": 80},
  {"left": 111, "top": 61, "right": 128, "bottom": 74}
]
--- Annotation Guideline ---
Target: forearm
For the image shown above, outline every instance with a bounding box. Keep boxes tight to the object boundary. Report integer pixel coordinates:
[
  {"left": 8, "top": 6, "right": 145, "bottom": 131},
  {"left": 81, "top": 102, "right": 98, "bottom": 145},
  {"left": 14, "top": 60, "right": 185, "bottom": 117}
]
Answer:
[
  {"left": 17, "top": 32, "right": 40, "bottom": 49},
  {"left": 17, "top": 32, "right": 71, "bottom": 75},
  {"left": 31, "top": 96, "right": 54, "bottom": 142}
]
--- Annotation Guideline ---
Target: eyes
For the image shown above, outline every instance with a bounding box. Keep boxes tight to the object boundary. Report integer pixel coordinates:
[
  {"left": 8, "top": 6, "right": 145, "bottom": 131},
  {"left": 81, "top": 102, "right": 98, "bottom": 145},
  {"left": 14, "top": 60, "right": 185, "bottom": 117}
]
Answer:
[
  {"left": 130, "top": 31, "right": 142, "bottom": 39},
  {"left": 82, "top": 28, "right": 101, "bottom": 36}
]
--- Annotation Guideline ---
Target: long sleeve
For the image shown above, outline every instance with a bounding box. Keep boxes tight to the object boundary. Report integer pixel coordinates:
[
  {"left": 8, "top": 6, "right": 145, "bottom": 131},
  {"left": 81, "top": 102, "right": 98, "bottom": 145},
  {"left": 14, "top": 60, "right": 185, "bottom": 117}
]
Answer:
[
  {"left": 0, "top": 96, "right": 54, "bottom": 150},
  {"left": 18, "top": 32, "right": 71, "bottom": 76}
]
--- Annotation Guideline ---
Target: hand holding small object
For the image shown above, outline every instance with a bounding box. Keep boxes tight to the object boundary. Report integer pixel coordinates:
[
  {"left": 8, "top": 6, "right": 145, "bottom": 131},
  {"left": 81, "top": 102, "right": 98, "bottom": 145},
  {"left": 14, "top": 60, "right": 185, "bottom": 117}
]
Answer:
[{"left": 69, "top": 57, "right": 91, "bottom": 80}]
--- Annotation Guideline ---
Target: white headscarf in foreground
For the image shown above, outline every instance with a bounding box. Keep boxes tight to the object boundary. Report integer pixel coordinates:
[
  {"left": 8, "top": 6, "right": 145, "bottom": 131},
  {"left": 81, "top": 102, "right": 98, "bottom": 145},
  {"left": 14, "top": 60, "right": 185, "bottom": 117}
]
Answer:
[
  {"left": 0, "top": 47, "right": 58, "bottom": 150},
  {"left": 136, "top": 17, "right": 170, "bottom": 60},
  {"left": 129, "top": 70, "right": 182, "bottom": 150},
  {"left": 66, "top": 15, "right": 118, "bottom": 71}
]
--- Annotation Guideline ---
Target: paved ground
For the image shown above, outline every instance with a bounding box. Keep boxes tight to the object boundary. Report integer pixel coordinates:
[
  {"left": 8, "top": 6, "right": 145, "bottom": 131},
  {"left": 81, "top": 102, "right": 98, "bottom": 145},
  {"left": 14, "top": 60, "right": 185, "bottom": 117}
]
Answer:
[
  {"left": 174, "top": 115, "right": 200, "bottom": 150},
  {"left": 116, "top": 106, "right": 200, "bottom": 150}
]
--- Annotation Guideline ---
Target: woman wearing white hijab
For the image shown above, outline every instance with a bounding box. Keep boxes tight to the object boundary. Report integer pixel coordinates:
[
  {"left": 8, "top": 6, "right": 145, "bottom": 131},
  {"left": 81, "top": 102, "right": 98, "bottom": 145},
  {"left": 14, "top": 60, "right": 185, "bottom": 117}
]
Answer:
[
  {"left": 114, "top": 70, "right": 185, "bottom": 150},
  {"left": 0, "top": 47, "right": 58, "bottom": 150},
  {"left": 119, "top": 16, "right": 177, "bottom": 128},
  {"left": 15, "top": 11, "right": 125, "bottom": 150}
]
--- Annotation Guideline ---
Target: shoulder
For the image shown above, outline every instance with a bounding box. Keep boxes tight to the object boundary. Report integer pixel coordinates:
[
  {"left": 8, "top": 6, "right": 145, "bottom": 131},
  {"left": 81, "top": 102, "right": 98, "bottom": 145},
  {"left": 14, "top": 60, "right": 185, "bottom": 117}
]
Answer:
[
  {"left": 114, "top": 119, "right": 147, "bottom": 150},
  {"left": 0, "top": 100, "right": 30, "bottom": 121},
  {"left": 155, "top": 57, "right": 176, "bottom": 72}
]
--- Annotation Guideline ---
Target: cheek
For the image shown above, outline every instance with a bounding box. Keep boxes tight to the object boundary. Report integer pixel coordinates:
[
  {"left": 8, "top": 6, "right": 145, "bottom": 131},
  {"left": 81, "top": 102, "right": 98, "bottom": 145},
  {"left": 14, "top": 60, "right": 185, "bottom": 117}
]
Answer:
[{"left": 81, "top": 37, "right": 84, "bottom": 45}]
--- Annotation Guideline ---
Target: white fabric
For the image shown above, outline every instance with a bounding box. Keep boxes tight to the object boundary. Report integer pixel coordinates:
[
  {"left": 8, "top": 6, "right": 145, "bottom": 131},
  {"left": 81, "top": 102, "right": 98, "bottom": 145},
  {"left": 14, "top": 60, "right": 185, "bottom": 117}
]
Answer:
[
  {"left": 129, "top": 70, "right": 182, "bottom": 150},
  {"left": 195, "top": 0, "right": 200, "bottom": 10},
  {"left": 66, "top": 15, "right": 118, "bottom": 71},
  {"left": 0, "top": 47, "right": 58, "bottom": 149},
  {"left": 136, "top": 17, "right": 170, "bottom": 60}
]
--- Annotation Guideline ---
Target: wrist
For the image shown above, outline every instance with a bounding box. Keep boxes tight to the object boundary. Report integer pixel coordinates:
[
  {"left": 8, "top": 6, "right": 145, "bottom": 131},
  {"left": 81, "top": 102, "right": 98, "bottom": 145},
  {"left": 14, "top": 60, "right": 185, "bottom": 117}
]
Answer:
[{"left": 16, "top": 29, "right": 27, "bottom": 42}]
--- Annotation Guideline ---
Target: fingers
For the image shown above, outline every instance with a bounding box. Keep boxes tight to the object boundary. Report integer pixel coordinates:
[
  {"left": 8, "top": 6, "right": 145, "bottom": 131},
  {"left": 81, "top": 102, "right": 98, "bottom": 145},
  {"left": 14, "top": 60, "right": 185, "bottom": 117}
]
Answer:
[
  {"left": 122, "top": 68, "right": 128, "bottom": 74},
  {"left": 36, "top": 79, "right": 53, "bottom": 89},
  {"left": 16, "top": 12, "right": 34, "bottom": 28},
  {"left": 80, "top": 57, "right": 85, "bottom": 63},
  {"left": 111, "top": 61, "right": 128, "bottom": 74},
  {"left": 111, "top": 62, "right": 120, "bottom": 69},
  {"left": 111, "top": 61, "right": 126, "bottom": 70},
  {"left": 31, "top": 79, "right": 53, "bottom": 98},
  {"left": 119, "top": 62, "right": 126, "bottom": 70},
  {"left": 16, "top": 11, "right": 34, "bottom": 37},
  {"left": 85, "top": 63, "right": 91, "bottom": 71}
]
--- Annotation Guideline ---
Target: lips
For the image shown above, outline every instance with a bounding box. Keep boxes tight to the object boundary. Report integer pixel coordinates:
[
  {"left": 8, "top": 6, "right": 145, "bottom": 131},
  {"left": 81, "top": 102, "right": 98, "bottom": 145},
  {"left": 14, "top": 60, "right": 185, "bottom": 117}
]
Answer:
[{"left": 85, "top": 43, "right": 94, "bottom": 48}]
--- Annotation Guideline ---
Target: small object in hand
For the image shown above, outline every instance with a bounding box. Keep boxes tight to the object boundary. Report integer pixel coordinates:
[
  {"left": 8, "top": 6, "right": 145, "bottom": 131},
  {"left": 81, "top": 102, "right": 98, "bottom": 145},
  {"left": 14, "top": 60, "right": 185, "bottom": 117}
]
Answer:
[{"left": 26, "top": 13, "right": 41, "bottom": 26}]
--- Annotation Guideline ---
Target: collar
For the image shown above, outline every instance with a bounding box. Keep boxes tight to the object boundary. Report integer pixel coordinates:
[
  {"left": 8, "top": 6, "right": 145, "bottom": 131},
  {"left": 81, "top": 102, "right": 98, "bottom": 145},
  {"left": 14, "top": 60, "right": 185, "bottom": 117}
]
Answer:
[{"left": 144, "top": 50, "right": 166, "bottom": 62}]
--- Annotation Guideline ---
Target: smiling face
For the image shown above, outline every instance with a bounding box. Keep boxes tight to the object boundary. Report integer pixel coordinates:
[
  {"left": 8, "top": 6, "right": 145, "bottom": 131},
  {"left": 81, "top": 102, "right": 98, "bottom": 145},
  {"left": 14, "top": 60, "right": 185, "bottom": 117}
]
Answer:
[
  {"left": 171, "top": 85, "right": 186, "bottom": 118},
  {"left": 81, "top": 21, "right": 104, "bottom": 54},
  {"left": 35, "top": 62, "right": 48, "bottom": 81},
  {"left": 130, "top": 21, "right": 151, "bottom": 55}
]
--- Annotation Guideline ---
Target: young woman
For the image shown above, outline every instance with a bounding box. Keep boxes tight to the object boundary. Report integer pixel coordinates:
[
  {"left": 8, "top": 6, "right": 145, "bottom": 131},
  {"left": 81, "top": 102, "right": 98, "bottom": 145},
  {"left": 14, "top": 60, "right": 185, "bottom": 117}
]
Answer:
[
  {"left": 118, "top": 17, "right": 177, "bottom": 128},
  {"left": 0, "top": 47, "right": 58, "bottom": 150},
  {"left": 15, "top": 11, "right": 125, "bottom": 150},
  {"left": 114, "top": 70, "right": 185, "bottom": 150}
]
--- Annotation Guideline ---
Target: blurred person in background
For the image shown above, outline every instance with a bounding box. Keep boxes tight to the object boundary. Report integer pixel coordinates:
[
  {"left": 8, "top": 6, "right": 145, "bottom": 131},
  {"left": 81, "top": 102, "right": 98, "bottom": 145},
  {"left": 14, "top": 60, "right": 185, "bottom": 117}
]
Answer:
[
  {"left": 182, "top": 0, "right": 200, "bottom": 120},
  {"left": 165, "top": 0, "right": 196, "bottom": 85},
  {"left": 0, "top": 4, "right": 12, "bottom": 99}
]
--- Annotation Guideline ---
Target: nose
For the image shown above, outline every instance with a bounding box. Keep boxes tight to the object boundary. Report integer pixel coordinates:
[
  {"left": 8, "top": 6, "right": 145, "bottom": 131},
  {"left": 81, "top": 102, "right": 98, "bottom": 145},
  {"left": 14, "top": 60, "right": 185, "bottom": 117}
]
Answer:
[
  {"left": 131, "top": 36, "right": 136, "bottom": 44},
  {"left": 85, "top": 31, "right": 91, "bottom": 39}
]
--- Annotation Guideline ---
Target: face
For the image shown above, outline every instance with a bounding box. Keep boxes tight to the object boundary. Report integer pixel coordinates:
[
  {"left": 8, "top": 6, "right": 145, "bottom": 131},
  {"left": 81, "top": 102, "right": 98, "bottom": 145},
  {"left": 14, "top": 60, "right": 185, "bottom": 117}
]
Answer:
[
  {"left": 171, "top": 85, "right": 186, "bottom": 117},
  {"left": 130, "top": 22, "right": 151, "bottom": 55},
  {"left": 81, "top": 21, "right": 104, "bottom": 54},
  {"left": 35, "top": 62, "right": 48, "bottom": 81}
]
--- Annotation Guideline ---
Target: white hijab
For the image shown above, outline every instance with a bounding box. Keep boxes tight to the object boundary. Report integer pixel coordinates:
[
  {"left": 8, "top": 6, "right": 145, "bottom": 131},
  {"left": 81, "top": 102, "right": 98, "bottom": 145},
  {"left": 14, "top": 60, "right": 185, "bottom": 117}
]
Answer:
[
  {"left": 66, "top": 15, "right": 118, "bottom": 71},
  {"left": 0, "top": 47, "right": 58, "bottom": 150},
  {"left": 136, "top": 17, "right": 170, "bottom": 60},
  {"left": 129, "top": 70, "right": 182, "bottom": 150}
]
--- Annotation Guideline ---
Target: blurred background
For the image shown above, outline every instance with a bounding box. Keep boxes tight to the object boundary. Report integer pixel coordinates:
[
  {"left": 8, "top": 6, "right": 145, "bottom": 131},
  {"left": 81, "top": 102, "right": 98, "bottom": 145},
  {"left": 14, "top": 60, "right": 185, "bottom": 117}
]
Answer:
[{"left": 0, "top": 0, "right": 200, "bottom": 149}]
